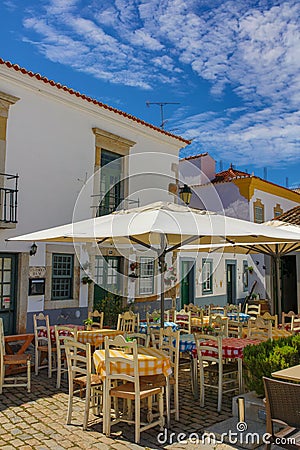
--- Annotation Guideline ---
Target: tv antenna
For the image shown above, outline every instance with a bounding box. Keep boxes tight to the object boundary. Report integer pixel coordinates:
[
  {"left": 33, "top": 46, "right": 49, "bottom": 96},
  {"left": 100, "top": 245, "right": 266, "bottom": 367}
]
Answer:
[{"left": 146, "top": 101, "right": 180, "bottom": 129}]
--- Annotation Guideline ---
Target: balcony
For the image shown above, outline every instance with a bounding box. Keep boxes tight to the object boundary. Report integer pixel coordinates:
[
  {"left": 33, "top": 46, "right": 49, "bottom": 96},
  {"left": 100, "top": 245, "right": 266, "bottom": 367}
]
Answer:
[
  {"left": 0, "top": 173, "right": 18, "bottom": 227},
  {"left": 92, "top": 190, "right": 139, "bottom": 217}
]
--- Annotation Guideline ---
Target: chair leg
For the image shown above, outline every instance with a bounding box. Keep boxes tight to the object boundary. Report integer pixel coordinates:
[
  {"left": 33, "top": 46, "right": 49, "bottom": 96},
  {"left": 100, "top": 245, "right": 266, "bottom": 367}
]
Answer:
[
  {"left": 83, "top": 384, "right": 91, "bottom": 430},
  {"left": 135, "top": 396, "right": 141, "bottom": 444},
  {"left": 217, "top": 372, "right": 222, "bottom": 413},
  {"left": 66, "top": 375, "right": 74, "bottom": 425},
  {"left": 35, "top": 348, "right": 39, "bottom": 376},
  {"left": 158, "top": 391, "right": 164, "bottom": 430},
  {"left": 56, "top": 358, "right": 61, "bottom": 389},
  {"left": 166, "top": 380, "right": 171, "bottom": 427},
  {"left": 199, "top": 368, "right": 205, "bottom": 407},
  {"left": 27, "top": 359, "right": 31, "bottom": 393},
  {"left": 0, "top": 360, "right": 4, "bottom": 394}
]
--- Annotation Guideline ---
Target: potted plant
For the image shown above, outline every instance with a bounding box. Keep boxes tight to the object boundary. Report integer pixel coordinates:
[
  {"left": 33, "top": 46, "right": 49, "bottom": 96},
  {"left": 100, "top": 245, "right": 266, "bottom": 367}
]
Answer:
[
  {"left": 247, "top": 266, "right": 254, "bottom": 274},
  {"left": 83, "top": 318, "right": 93, "bottom": 330}
]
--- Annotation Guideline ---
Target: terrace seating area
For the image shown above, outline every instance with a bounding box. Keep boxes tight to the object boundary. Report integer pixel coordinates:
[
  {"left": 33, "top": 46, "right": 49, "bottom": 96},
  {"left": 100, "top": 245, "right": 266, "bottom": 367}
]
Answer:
[{"left": 1, "top": 304, "right": 300, "bottom": 448}]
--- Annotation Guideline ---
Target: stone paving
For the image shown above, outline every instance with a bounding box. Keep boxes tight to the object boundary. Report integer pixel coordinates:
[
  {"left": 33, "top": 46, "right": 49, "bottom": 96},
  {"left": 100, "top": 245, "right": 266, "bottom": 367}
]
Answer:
[{"left": 0, "top": 359, "right": 236, "bottom": 450}]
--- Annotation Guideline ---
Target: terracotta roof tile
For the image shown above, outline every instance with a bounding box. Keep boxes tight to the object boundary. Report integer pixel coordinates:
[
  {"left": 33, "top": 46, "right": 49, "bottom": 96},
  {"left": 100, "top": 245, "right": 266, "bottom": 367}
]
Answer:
[
  {"left": 0, "top": 58, "right": 190, "bottom": 145},
  {"left": 212, "top": 166, "right": 250, "bottom": 183},
  {"left": 273, "top": 205, "right": 300, "bottom": 225}
]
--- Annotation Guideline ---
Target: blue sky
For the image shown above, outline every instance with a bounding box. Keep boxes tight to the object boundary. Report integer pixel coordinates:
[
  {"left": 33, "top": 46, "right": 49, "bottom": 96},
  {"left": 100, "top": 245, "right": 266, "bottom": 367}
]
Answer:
[{"left": 1, "top": 0, "right": 300, "bottom": 188}]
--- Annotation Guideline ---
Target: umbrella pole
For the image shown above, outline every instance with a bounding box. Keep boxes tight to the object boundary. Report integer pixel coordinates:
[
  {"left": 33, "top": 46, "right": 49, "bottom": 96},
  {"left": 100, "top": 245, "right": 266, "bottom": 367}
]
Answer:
[{"left": 158, "top": 251, "right": 165, "bottom": 329}]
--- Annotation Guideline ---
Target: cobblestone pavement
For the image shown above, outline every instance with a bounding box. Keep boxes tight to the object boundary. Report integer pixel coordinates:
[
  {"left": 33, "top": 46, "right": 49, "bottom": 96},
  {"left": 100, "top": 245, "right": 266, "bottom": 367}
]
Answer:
[{"left": 0, "top": 360, "right": 234, "bottom": 450}]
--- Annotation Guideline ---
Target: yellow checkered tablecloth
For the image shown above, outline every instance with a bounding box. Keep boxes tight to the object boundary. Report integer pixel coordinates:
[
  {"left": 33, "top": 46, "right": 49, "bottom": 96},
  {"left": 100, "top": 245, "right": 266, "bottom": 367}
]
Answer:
[
  {"left": 241, "top": 327, "right": 293, "bottom": 340},
  {"left": 77, "top": 329, "right": 124, "bottom": 347},
  {"left": 93, "top": 347, "right": 172, "bottom": 380}
]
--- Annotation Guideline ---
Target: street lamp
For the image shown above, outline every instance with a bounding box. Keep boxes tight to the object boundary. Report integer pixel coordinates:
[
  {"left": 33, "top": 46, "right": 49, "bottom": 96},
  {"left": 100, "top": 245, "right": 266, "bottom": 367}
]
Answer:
[{"left": 179, "top": 184, "right": 192, "bottom": 205}]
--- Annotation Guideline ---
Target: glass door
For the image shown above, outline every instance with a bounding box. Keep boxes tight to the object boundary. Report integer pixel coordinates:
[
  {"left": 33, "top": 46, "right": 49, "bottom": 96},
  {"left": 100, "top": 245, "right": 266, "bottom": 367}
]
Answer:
[{"left": 0, "top": 254, "right": 18, "bottom": 334}]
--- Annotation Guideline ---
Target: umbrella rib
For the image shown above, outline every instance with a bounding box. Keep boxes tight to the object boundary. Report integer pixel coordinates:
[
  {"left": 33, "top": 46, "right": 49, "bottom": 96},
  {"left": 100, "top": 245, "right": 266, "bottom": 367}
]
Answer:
[
  {"left": 166, "top": 235, "right": 203, "bottom": 254},
  {"left": 129, "top": 236, "right": 158, "bottom": 253}
]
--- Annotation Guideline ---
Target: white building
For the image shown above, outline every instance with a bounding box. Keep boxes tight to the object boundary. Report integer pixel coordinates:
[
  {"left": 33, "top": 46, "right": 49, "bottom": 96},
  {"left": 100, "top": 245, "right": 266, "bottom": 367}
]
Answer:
[
  {"left": 179, "top": 153, "right": 300, "bottom": 313},
  {"left": 0, "top": 58, "right": 189, "bottom": 333}
]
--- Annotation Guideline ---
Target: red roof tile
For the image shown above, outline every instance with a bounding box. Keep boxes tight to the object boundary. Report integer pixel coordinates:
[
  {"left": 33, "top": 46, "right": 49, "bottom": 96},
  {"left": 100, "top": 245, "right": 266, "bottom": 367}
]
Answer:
[
  {"left": 212, "top": 165, "right": 250, "bottom": 183},
  {"left": 0, "top": 58, "right": 190, "bottom": 145},
  {"left": 273, "top": 205, "right": 300, "bottom": 225},
  {"left": 180, "top": 152, "right": 208, "bottom": 161}
]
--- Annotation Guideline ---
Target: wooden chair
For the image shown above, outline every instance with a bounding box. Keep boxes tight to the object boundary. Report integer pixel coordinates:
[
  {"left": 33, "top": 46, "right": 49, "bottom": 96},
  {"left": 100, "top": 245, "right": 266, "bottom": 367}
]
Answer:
[
  {"left": 146, "top": 310, "right": 160, "bottom": 329},
  {"left": 164, "top": 309, "right": 175, "bottom": 322},
  {"left": 291, "top": 315, "right": 300, "bottom": 333},
  {"left": 247, "top": 316, "right": 272, "bottom": 341},
  {"left": 104, "top": 334, "right": 164, "bottom": 443},
  {"left": 0, "top": 318, "right": 31, "bottom": 393},
  {"left": 263, "top": 376, "right": 300, "bottom": 449},
  {"left": 117, "top": 311, "right": 139, "bottom": 333},
  {"left": 150, "top": 328, "right": 161, "bottom": 349},
  {"left": 124, "top": 332, "right": 150, "bottom": 347},
  {"left": 209, "top": 305, "right": 226, "bottom": 316},
  {"left": 194, "top": 333, "right": 239, "bottom": 413},
  {"left": 65, "top": 339, "right": 103, "bottom": 430},
  {"left": 55, "top": 325, "right": 78, "bottom": 389},
  {"left": 227, "top": 320, "right": 243, "bottom": 338},
  {"left": 174, "top": 309, "right": 191, "bottom": 334},
  {"left": 245, "top": 303, "right": 261, "bottom": 320},
  {"left": 88, "top": 310, "right": 104, "bottom": 329},
  {"left": 260, "top": 312, "right": 278, "bottom": 329},
  {"left": 210, "top": 315, "right": 229, "bottom": 337},
  {"left": 33, "top": 313, "right": 57, "bottom": 378},
  {"left": 140, "top": 327, "right": 180, "bottom": 426},
  {"left": 281, "top": 311, "right": 297, "bottom": 329}
]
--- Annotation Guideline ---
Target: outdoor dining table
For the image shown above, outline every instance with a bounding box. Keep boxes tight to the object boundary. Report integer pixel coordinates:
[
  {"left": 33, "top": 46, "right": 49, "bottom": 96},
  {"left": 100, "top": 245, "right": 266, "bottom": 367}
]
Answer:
[
  {"left": 93, "top": 347, "right": 172, "bottom": 380},
  {"left": 190, "top": 337, "right": 261, "bottom": 398},
  {"left": 271, "top": 364, "right": 300, "bottom": 383},
  {"left": 76, "top": 329, "right": 124, "bottom": 348},
  {"left": 4, "top": 333, "right": 34, "bottom": 375},
  {"left": 139, "top": 321, "right": 179, "bottom": 333},
  {"left": 38, "top": 324, "right": 85, "bottom": 342}
]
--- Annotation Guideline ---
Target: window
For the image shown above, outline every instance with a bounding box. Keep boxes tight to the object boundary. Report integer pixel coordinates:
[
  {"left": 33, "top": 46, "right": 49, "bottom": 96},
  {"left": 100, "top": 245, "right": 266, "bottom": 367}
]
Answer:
[
  {"left": 253, "top": 199, "right": 265, "bottom": 223},
  {"left": 202, "top": 259, "right": 213, "bottom": 294},
  {"left": 51, "top": 253, "right": 74, "bottom": 300},
  {"left": 243, "top": 261, "right": 248, "bottom": 291},
  {"left": 274, "top": 204, "right": 283, "bottom": 218},
  {"left": 139, "top": 257, "right": 154, "bottom": 295},
  {"left": 98, "top": 150, "right": 123, "bottom": 216}
]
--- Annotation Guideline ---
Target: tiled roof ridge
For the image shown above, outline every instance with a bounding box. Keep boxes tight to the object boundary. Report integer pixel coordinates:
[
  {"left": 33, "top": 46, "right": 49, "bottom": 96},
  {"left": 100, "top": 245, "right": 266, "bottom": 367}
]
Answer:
[
  {"left": 0, "top": 58, "right": 190, "bottom": 145},
  {"left": 212, "top": 166, "right": 250, "bottom": 182},
  {"left": 180, "top": 152, "right": 209, "bottom": 161}
]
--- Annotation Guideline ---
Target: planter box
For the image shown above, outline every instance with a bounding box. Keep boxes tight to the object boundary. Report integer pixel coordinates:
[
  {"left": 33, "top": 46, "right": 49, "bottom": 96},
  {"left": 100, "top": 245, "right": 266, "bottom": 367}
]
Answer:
[{"left": 232, "top": 391, "right": 266, "bottom": 423}]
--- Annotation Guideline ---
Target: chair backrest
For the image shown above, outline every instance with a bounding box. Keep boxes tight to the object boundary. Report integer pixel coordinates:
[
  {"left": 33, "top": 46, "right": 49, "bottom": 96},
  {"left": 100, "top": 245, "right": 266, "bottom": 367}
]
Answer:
[
  {"left": 146, "top": 310, "right": 160, "bottom": 327},
  {"left": 150, "top": 328, "right": 161, "bottom": 349},
  {"left": 65, "top": 338, "right": 92, "bottom": 383},
  {"left": 194, "top": 333, "right": 222, "bottom": 368},
  {"left": 282, "top": 311, "right": 298, "bottom": 327},
  {"left": 245, "top": 303, "right": 261, "bottom": 318},
  {"left": 263, "top": 376, "right": 300, "bottom": 429},
  {"left": 33, "top": 313, "right": 52, "bottom": 348},
  {"left": 209, "top": 305, "right": 226, "bottom": 316},
  {"left": 55, "top": 325, "right": 78, "bottom": 359},
  {"left": 104, "top": 334, "right": 139, "bottom": 388},
  {"left": 260, "top": 312, "right": 278, "bottom": 328},
  {"left": 117, "top": 311, "right": 139, "bottom": 333},
  {"left": 159, "top": 327, "right": 180, "bottom": 381},
  {"left": 247, "top": 316, "right": 272, "bottom": 341},
  {"left": 174, "top": 309, "right": 191, "bottom": 334},
  {"left": 164, "top": 309, "right": 175, "bottom": 322},
  {"left": 227, "top": 320, "right": 243, "bottom": 338},
  {"left": 291, "top": 315, "right": 300, "bottom": 332},
  {"left": 88, "top": 310, "right": 104, "bottom": 329},
  {"left": 226, "top": 304, "right": 241, "bottom": 314},
  {"left": 211, "top": 315, "right": 228, "bottom": 337},
  {"left": 125, "top": 332, "right": 150, "bottom": 347}
]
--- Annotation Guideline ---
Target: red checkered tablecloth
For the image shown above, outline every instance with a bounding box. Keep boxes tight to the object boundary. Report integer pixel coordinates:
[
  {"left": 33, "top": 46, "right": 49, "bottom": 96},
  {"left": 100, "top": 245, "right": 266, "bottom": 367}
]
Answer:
[
  {"left": 38, "top": 324, "right": 84, "bottom": 342},
  {"left": 191, "top": 337, "right": 261, "bottom": 359}
]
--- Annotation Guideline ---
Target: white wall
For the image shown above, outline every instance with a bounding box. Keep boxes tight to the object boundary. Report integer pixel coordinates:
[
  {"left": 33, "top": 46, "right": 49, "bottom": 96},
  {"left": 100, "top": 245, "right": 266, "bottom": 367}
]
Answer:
[{"left": 250, "top": 189, "right": 299, "bottom": 222}]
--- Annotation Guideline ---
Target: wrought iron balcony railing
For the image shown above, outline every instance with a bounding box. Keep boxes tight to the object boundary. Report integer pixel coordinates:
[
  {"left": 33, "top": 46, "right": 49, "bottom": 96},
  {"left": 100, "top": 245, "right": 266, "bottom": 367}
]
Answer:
[{"left": 0, "top": 173, "right": 18, "bottom": 224}]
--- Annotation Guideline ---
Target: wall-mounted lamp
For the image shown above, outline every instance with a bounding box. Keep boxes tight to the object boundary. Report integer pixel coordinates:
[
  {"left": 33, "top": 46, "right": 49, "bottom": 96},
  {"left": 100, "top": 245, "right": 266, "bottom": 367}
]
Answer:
[
  {"left": 30, "top": 242, "right": 37, "bottom": 256},
  {"left": 179, "top": 184, "right": 192, "bottom": 205}
]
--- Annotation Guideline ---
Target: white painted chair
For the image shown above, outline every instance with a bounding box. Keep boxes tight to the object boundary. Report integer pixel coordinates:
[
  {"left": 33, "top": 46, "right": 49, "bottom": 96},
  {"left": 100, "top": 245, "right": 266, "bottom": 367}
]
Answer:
[
  {"left": 33, "top": 313, "right": 57, "bottom": 378},
  {"left": 174, "top": 309, "right": 191, "bottom": 334},
  {"left": 245, "top": 303, "right": 261, "bottom": 320},
  {"left": 88, "top": 310, "right": 104, "bottom": 329},
  {"left": 194, "top": 333, "right": 239, "bottom": 413},
  {"left": 54, "top": 325, "right": 78, "bottom": 389},
  {"left": 247, "top": 316, "right": 272, "bottom": 341},
  {"left": 104, "top": 334, "right": 164, "bottom": 443},
  {"left": 117, "top": 311, "right": 139, "bottom": 333},
  {"left": 0, "top": 318, "right": 31, "bottom": 393},
  {"left": 65, "top": 339, "right": 102, "bottom": 430}
]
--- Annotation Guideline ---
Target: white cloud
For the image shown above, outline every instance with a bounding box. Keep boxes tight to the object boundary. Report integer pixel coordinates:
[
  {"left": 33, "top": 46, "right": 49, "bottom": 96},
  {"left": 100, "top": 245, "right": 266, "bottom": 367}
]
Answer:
[{"left": 19, "top": 0, "right": 300, "bottom": 168}]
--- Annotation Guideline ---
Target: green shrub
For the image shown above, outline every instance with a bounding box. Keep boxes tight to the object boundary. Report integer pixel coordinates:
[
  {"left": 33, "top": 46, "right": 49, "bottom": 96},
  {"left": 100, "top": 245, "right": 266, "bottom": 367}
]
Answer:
[
  {"left": 94, "top": 294, "right": 128, "bottom": 328},
  {"left": 243, "top": 335, "right": 300, "bottom": 396}
]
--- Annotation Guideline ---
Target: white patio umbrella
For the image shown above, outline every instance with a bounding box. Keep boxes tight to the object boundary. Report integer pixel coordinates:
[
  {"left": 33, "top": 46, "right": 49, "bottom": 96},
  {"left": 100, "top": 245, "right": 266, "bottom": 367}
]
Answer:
[
  {"left": 178, "top": 220, "right": 300, "bottom": 315},
  {"left": 8, "top": 202, "right": 300, "bottom": 326}
]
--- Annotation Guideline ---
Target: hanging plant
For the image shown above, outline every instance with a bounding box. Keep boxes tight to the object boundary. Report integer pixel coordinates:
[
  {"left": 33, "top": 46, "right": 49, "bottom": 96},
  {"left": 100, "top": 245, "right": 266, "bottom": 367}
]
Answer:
[{"left": 81, "top": 276, "right": 93, "bottom": 285}]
